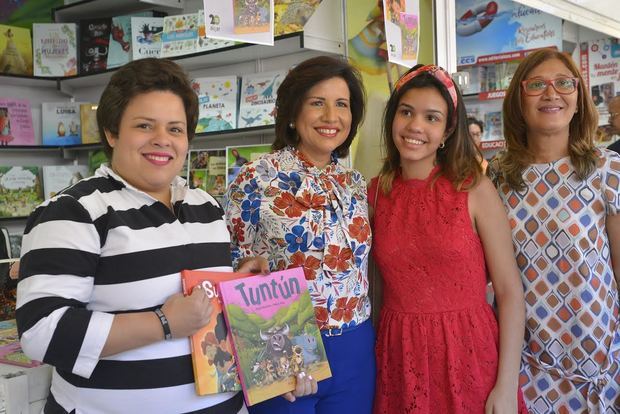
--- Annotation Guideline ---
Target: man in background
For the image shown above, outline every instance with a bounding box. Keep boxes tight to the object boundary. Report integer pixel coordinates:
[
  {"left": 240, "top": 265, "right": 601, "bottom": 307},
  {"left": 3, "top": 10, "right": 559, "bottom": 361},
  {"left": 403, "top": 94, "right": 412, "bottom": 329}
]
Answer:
[{"left": 606, "top": 96, "right": 620, "bottom": 153}]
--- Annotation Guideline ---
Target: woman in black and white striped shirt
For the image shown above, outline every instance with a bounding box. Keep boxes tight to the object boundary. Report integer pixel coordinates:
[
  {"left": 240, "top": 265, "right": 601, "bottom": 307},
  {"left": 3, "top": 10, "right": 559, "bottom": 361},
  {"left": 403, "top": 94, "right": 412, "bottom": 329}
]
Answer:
[{"left": 15, "top": 58, "right": 284, "bottom": 414}]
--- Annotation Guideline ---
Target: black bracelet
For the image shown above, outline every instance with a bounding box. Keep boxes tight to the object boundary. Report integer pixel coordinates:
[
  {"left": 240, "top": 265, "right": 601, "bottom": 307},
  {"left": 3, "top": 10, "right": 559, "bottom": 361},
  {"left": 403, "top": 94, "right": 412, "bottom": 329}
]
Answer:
[{"left": 154, "top": 308, "right": 172, "bottom": 340}]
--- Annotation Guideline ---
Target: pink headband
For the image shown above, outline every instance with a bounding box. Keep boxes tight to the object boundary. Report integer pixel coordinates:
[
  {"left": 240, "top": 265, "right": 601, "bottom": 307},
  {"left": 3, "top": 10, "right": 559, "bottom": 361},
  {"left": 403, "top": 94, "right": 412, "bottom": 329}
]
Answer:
[{"left": 394, "top": 65, "right": 459, "bottom": 117}]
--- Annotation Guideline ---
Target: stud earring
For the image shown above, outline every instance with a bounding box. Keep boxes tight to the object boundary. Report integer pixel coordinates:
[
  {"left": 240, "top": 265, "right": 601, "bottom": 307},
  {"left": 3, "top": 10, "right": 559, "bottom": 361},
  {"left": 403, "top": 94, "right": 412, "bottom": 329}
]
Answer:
[{"left": 289, "top": 122, "right": 295, "bottom": 129}]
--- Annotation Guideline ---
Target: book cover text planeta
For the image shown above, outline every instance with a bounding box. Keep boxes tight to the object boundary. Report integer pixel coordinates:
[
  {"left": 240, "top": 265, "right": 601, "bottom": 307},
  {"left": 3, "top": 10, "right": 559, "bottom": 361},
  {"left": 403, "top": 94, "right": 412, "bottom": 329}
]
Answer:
[
  {"left": 181, "top": 269, "right": 246, "bottom": 395},
  {"left": 219, "top": 267, "right": 331, "bottom": 406}
]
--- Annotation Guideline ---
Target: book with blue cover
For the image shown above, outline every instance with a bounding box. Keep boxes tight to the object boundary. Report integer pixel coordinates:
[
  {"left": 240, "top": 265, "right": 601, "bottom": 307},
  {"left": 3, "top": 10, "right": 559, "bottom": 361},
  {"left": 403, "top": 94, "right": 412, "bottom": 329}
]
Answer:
[
  {"left": 42, "top": 102, "right": 81, "bottom": 146},
  {"left": 192, "top": 75, "right": 238, "bottom": 133},
  {"left": 237, "top": 70, "right": 285, "bottom": 128}
]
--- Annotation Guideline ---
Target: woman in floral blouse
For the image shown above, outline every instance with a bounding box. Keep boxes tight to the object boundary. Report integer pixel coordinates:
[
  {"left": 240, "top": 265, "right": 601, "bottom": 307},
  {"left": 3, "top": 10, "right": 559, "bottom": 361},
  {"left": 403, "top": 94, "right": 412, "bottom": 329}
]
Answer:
[{"left": 225, "top": 56, "right": 375, "bottom": 414}]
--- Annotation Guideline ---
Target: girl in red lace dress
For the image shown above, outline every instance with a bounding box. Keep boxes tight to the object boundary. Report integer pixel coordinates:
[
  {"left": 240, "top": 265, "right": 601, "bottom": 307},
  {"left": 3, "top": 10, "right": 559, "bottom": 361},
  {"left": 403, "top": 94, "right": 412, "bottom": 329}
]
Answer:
[{"left": 370, "top": 65, "right": 527, "bottom": 413}]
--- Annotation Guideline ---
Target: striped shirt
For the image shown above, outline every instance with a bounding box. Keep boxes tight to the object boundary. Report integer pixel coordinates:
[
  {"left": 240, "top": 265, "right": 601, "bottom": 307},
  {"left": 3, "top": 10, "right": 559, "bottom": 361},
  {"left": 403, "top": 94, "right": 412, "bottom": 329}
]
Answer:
[{"left": 16, "top": 165, "right": 242, "bottom": 414}]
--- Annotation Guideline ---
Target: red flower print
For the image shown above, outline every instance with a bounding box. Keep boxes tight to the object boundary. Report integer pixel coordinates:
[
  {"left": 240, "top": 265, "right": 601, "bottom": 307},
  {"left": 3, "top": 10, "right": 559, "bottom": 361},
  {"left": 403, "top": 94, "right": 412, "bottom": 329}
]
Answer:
[
  {"left": 296, "top": 190, "right": 326, "bottom": 209},
  {"left": 273, "top": 192, "right": 305, "bottom": 217},
  {"left": 234, "top": 167, "right": 256, "bottom": 185},
  {"left": 323, "top": 245, "right": 353, "bottom": 272},
  {"left": 315, "top": 306, "right": 329, "bottom": 329},
  {"left": 231, "top": 217, "right": 245, "bottom": 242},
  {"left": 289, "top": 252, "right": 321, "bottom": 280},
  {"left": 348, "top": 216, "right": 370, "bottom": 243},
  {"left": 331, "top": 297, "right": 359, "bottom": 323}
]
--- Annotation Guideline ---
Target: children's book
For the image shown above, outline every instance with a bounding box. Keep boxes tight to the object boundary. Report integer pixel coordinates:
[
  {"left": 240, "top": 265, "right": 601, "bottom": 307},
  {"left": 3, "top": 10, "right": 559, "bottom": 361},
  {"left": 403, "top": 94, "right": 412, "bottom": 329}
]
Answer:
[
  {"left": 192, "top": 75, "right": 238, "bottom": 133},
  {"left": 226, "top": 144, "right": 271, "bottom": 186},
  {"left": 78, "top": 17, "right": 112, "bottom": 74},
  {"left": 274, "top": 0, "right": 322, "bottom": 36},
  {"left": 42, "top": 102, "right": 81, "bottom": 146},
  {"left": 181, "top": 270, "right": 248, "bottom": 395},
  {"left": 0, "top": 166, "right": 43, "bottom": 218},
  {"left": 32, "top": 23, "right": 78, "bottom": 77},
  {"left": 0, "top": 319, "right": 42, "bottom": 368},
  {"left": 484, "top": 111, "right": 503, "bottom": 141},
  {"left": 188, "top": 149, "right": 227, "bottom": 200},
  {"left": 0, "top": 98, "right": 35, "bottom": 146},
  {"left": 161, "top": 13, "right": 199, "bottom": 58},
  {"left": 131, "top": 16, "right": 164, "bottom": 60},
  {"left": 79, "top": 103, "right": 99, "bottom": 144},
  {"left": 219, "top": 267, "right": 331, "bottom": 406},
  {"left": 42, "top": 165, "right": 89, "bottom": 199},
  {"left": 233, "top": 0, "right": 271, "bottom": 34},
  {"left": 107, "top": 12, "right": 155, "bottom": 69},
  {"left": 237, "top": 70, "right": 285, "bottom": 128},
  {"left": 197, "top": 9, "right": 236, "bottom": 53},
  {"left": 0, "top": 24, "right": 32, "bottom": 76}
]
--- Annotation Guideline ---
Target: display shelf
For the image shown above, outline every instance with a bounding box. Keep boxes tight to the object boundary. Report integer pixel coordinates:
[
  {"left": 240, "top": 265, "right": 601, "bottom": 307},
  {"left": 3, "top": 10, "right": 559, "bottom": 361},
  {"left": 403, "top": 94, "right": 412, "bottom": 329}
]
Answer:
[
  {"left": 0, "top": 74, "right": 58, "bottom": 89},
  {"left": 57, "top": 33, "right": 303, "bottom": 95},
  {"left": 52, "top": 0, "right": 183, "bottom": 23},
  {"left": 480, "top": 140, "right": 506, "bottom": 151},
  {"left": 464, "top": 90, "right": 507, "bottom": 100}
]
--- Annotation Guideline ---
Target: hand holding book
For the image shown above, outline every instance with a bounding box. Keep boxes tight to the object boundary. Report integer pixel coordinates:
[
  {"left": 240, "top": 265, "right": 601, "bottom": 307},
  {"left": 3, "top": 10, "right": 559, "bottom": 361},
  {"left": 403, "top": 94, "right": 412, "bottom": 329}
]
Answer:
[{"left": 161, "top": 286, "right": 214, "bottom": 339}]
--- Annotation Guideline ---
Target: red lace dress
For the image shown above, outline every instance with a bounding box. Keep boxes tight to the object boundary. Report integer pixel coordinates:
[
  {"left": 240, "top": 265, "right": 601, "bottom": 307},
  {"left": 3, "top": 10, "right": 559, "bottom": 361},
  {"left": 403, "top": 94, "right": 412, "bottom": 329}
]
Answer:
[{"left": 370, "top": 172, "right": 527, "bottom": 414}]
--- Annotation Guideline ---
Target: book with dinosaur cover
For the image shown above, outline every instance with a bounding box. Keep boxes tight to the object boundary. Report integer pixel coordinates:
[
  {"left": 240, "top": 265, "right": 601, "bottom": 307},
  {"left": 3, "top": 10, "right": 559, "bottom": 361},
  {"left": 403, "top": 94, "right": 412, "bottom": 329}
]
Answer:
[
  {"left": 0, "top": 98, "right": 35, "bottom": 146},
  {"left": 131, "top": 16, "right": 164, "bottom": 60},
  {"left": 42, "top": 102, "right": 81, "bottom": 146},
  {"left": 219, "top": 267, "right": 331, "bottom": 406},
  {"left": 78, "top": 17, "right": 112, "bottom": 74},
  {"left": 32, "top": 23, "right": 78, "bottom": 77},
  {"left": 192, "top": 75, "right": 238, "bottom": 133},
  {"left": 0, "top": 24, "right": 32, "bottom": 76},
  {"left": 237, "top": 70, "right": 285, "bottom": 128},
  {"left": 181, "top": 270, "right": 247, "bottom": 395},
  {"left": 0, "top": 166, "right": 43, "bottom": 218}
]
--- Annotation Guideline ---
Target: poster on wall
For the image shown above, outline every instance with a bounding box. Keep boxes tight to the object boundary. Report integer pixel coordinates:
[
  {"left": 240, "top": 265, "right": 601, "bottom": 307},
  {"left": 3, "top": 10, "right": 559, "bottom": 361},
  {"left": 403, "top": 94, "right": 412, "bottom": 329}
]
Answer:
[
  {"left": 455, "top": 0, "right": 562, "bottom": 67},
  {"left": 579, "top": 38, "right": 620, "bottom": 126},
  {"left": 382, "top": 0, "right": 420, "bottom": 68},
  {"left": 203, "top": 0, "right": 274, "bottom": 46}
]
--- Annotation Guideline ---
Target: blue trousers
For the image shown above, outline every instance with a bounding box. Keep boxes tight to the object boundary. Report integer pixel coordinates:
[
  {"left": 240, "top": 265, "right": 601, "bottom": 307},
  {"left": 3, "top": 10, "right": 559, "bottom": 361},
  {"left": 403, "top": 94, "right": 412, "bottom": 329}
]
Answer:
[{"left": 247, "top": 319, "right": 376, "bottom": 414}]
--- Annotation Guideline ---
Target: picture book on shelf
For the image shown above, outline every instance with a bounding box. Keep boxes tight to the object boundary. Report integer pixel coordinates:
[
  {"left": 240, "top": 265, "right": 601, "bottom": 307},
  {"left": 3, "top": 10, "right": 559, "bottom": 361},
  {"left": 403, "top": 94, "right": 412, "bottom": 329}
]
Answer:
[
  {"left": 232, "top": 0, "right": 271, "bottom": 34},
  {"left": 181, "top": 269, "right": 247, "bottom": 396},
  {"left": 131, "top": 16, "right": 164, "bottom": 60},
  {"left": 274, "top": 0, "right": 322, "bottom": 36},
  {"left": 238, "top": 70, "right": 285, "bottom": 128},
  {"left": 42, "top": 165, "right": 89, "bottom": 199},
  {"left": 108, "top": 12, "right": 155, "bottom": 69},
  {"left": 197, "top": 9, "right": 236, "bottom": 53},
  {"left": 42, "top": 102, "right": 81, "bottom": 146},
  {"left": 188, "top": 149, "right": 227, "bottom": 200},
  {"left": 0, "top": 98, "right": 35, "bottom": 146},
  {"left": 484, "top": 111, "right": 503, "bottom": 141},
  {"left": 0, "top": 166, "right": 43, "bottom": 218},
  {"left": 80, "top": 103, "right": 99, "bottom": 144},
  {"left": 79, "top": 17, "right": 112, "bottom": 74},
  {"left": 0, "top": 319, "right": 42, "bottom": 368},
  {"left": 0, "top": 24, "right": 32, "bottom": 76},
  {"left": 219, "top": 267, "right": 331, "bottom": 406},
  {"left": 192, "top": 75, "right": 238, "bottom": 133},
  {"left": 32, "top": 23, "right": 78, "bottom": 77},
  {"left": 226, "top": 144, "right": 271, "bottom": 185},
  {"left": 161, "top": 13, "right": 199, "bottom": 58}
]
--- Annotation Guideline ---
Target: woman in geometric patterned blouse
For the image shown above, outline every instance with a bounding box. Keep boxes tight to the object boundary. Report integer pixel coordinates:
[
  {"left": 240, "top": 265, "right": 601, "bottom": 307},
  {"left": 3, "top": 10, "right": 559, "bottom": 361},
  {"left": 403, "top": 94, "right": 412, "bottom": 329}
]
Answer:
[
  {"left": 488, "top": 48, "right": 620, "bottom": 413},
  {"left": 225, "top": 56, "right": 375, "bottom": 414}
]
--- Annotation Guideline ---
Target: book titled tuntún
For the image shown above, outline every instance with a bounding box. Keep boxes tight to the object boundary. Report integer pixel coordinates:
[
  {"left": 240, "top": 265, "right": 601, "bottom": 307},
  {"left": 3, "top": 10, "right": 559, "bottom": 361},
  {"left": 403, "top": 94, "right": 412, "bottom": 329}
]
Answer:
[
  {"left": 219, "top": 267, "right": 331, "bottom": 406},
  {"left": 181, "top": 269, "right": 246, "bottom": 396}
]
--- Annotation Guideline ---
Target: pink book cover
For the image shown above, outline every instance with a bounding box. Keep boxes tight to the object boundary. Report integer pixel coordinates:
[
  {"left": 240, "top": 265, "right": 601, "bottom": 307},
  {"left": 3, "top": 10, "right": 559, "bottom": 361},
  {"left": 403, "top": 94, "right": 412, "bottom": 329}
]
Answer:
[
  {"left": 0, "top": 98, "right": 35, "bottom": 146},
  {"left": 218, "top": 267, "right": 331, "bottom": 406}
]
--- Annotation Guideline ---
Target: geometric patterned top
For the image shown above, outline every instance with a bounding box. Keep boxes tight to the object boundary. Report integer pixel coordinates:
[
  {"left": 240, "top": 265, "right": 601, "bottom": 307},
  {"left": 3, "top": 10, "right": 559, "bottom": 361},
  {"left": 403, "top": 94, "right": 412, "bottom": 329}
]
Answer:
[{"left": 490, "top": 148, "right": 620, "bottom": 413}]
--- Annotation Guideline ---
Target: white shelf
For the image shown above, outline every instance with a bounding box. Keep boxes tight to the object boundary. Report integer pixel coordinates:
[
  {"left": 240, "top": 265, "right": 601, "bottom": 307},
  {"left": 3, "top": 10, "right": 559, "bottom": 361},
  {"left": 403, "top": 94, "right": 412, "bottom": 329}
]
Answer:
[{"left": 53, "top": 0, "right": 183, "bottom": 23}]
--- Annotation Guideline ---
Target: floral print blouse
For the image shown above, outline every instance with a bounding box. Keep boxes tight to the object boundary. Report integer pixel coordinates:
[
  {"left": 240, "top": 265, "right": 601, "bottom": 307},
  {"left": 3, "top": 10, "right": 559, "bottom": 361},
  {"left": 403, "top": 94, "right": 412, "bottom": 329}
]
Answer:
[{"left": 225, "top": 146, "right": 372, "bottom": 330}]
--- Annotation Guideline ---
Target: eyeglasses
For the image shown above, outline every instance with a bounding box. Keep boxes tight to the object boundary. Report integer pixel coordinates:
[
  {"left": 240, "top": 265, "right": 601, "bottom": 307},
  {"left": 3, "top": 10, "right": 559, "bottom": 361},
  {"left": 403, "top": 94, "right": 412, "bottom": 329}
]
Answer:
[{"left": 521, "top": 77, "right": 579, "bottom": 96}]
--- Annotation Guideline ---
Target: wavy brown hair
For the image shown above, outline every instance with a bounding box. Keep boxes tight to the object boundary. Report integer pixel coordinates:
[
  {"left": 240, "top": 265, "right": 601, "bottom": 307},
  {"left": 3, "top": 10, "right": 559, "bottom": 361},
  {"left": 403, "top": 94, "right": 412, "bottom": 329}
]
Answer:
[
  {"left": 378, "top": 65, "right": 482, "bottom": 194},
  {"left": 498, "top": 48, "right": 598, "bottom": 190}
]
